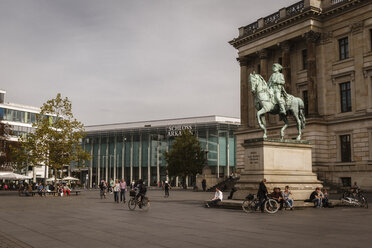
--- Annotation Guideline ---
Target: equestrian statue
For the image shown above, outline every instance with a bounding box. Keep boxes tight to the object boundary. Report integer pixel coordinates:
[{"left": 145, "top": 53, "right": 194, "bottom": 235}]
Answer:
[{"left": 249, "top": 63, "right": 306, "bottom": 140}]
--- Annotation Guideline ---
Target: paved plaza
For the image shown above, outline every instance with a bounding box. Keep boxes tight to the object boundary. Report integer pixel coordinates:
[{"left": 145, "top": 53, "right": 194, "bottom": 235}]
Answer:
[{"left": 0, "top": 189, "right": 371, "bottom": 248}]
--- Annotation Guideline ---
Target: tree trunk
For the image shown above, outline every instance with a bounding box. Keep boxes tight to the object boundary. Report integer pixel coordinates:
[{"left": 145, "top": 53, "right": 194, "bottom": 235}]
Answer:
[
  {"left": 183, "top": 175, "right": 187, "bottom": 189},
  {"left": 54, "top": 168, "right": 58, "bottom": 189}
]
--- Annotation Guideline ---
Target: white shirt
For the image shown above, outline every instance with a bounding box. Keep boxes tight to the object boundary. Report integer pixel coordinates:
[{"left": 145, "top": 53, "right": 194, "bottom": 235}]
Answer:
[
  {"left": 215, "top": 190, "right": 223, "bottom": 201},
  {"left": 113, "top": 183, "right": 120, "bottom": 192}
]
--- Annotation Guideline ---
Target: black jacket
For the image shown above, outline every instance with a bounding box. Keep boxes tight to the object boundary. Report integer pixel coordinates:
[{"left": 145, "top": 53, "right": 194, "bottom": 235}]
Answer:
[
  {"left": 310, "top": 191, "right": 318, "bottom": 201},
  {"left": 257, "top": 182, "right": 268, "bottom": 198}
]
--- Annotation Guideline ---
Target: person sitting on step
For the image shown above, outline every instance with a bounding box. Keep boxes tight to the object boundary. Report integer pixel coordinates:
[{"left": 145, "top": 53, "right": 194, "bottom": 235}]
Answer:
[{"left": 206, "top": 188, "right": 223, "bottom": 208}]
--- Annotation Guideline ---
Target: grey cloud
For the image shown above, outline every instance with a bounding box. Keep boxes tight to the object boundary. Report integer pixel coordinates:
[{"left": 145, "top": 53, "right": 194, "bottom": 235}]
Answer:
[{"left": 0, "top": 0, "right": 296, "bottom": 125}]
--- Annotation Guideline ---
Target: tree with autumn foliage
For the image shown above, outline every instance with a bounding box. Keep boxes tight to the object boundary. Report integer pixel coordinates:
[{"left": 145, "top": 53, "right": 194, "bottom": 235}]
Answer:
[{"left": 16, "top": 93, "right": 90, "bottom": 184}]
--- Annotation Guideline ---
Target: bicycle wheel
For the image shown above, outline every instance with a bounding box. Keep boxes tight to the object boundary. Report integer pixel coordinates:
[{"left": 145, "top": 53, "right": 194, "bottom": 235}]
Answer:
[
  {"left": 242, "top": 200, "right": 255, "bottom": 213},
  {"left": 141, "top": 197, "right": 150, "bottom": 211},
  {"left": 128, "top": 198, "right": 137, "bottom": 210},
  {"left": 265, "top": 199, "right": 279, "bottom": 214},
  {"left": 361, "top": 197, "right": 368, "bottom": 209}
]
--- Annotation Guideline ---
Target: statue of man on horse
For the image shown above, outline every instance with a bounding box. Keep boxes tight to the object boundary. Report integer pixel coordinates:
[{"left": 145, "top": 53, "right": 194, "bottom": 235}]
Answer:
[
  {"left": 267, "top": 63, "right": 287, "bottom": 116},
  {"left": 249, "top": 63, "right": 306, "bottom": 140}
]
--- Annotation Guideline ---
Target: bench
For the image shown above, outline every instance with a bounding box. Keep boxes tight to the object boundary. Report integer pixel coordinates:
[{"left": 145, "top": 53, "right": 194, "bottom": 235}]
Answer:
[
  {"left": 19, "top": 190, "right": 81, "bottom": 197},
  {"left": 19, "top": 191, "right": 58, "bottom": 197},
  {"left": 70, "top": 190, "right": 81, "bottom": 195}
]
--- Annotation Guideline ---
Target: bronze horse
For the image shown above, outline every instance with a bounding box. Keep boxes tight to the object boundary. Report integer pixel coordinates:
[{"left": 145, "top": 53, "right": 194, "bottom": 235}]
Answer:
[{"left": 249, "top": 73, "right": 306, "bottom": 140}]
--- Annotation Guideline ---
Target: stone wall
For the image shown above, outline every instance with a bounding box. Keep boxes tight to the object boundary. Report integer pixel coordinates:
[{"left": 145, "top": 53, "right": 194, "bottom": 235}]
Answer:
[{"left": 231, "top": 0, "right": 372, "bottom": 190}]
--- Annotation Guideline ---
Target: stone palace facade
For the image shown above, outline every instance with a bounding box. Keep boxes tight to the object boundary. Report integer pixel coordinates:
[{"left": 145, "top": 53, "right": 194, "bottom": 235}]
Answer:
[{"left": 230, "top": 0, "right": 372, "bottom": 190}]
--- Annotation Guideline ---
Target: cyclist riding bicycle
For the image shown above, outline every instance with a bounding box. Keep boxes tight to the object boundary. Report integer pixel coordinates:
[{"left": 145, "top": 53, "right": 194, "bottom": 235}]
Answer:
[{"left": 135, "top": 179, "right": 147, "bottom": 207}]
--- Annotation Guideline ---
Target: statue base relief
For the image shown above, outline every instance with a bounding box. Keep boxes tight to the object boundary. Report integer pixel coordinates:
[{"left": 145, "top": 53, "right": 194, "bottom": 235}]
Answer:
[{"left": 234, "top": 138, "right": 322, "bottom": 201}]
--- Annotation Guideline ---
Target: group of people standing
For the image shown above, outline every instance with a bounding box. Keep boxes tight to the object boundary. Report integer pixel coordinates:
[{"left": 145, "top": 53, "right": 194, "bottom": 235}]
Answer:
[
  {"left": 99, "top": 178, "right": 128, "bottom": 203},
  {"left": 100, "top": 178, "right": 152, "bottom": 203}
]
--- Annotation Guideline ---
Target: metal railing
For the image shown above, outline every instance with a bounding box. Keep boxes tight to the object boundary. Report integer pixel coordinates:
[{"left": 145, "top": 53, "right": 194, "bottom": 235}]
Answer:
[
  {"left": 286, "top": 0, "right": 305, "bottom": 16},
  {"left": 264, "top": 12, "right": 280, "bottom": 25},
  {"left": 331, "top": 0, "right": 348, "bottom": 5},
  {"left": 239, "top": 0, "right": 351, "bottom": 38},
  {"left": 243, "top": 21, "right": 258, "bottom": 35}
]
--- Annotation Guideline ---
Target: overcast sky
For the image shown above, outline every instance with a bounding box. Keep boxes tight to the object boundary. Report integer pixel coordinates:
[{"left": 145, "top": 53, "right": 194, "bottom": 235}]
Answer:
[{"left": 0, "top": 0, "right": 296, "bottom": 125}]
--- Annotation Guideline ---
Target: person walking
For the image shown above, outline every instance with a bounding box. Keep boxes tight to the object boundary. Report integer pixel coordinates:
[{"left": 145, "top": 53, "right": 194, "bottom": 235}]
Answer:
[
  {"left": 202, "top": 179, "right": 206, "bottom": 192},
  {"left": 164, "top": 181, "right": 170, "bottom": 198},
  {"left": 257, "top": 179, "right": 268, "bottom": 213},
  {"left": 99, "top": 180, "right": 107, "bottom": 199},
  {"left": 113, "top": 179, "right": 120, "bottom": 203},
  {"left": 120, "top": 179, "right": 127, "bottom": 203},
  {"left": 109, "top": 178, "right": 114, "bottom": 194}
]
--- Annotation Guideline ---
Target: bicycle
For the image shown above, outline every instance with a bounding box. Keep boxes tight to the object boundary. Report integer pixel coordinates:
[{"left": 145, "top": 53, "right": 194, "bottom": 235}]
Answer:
[
  {"left": 242, "top": 194, "right": 279, "bottom": 214},
  {"left": 341, "top": 190, "right": 368, "bottom": 209},
  {"left": 128, "top": 190, "right": 150, "bottom": 211}
]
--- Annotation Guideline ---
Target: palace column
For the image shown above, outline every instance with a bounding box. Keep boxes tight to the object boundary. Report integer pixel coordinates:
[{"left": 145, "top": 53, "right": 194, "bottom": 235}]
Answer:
[
  {"left": 259, "top": 49, "right": 269, "bottom": 81},
  {"left": 304, "top": 31, "right": 320, "bottom": 116},
  {"left": 238, "top": 56, "right": 249, "bottom": 128},
  {"left": 281, "top": 41, "right": 292, "bottom": 93}
]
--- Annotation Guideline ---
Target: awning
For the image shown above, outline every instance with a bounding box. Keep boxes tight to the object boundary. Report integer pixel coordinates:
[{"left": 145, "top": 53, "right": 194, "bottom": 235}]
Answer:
[{"left": 0, "top": 172, "right": 32, "bottom": 180}]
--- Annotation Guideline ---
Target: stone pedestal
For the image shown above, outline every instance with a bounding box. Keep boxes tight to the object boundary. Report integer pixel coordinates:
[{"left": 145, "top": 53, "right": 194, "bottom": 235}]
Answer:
[{"left": 234, "top": 138, "right": 322, "bottom": 200}]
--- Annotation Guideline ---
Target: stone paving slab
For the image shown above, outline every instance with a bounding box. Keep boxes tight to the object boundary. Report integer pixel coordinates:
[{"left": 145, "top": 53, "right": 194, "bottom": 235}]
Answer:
[
  {"left": 0, "top": 189, "right": 371, "bottom": 248},
  {"left": 0, "top": 231, "right": 33, "bottom": 248}
]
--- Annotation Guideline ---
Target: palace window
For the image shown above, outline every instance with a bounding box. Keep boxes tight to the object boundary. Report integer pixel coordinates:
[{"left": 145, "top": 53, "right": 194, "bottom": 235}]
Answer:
[
  {"left": 340, "top": 82, "right": 351, "bottom": 113},
  {"left": 302, "top": 90, "right": 308, "bottom": 117},
  {"left": 340, "top": 134, "right": 351, "bottom": 162},
  {"left": 302, "top": 49, "right": 307, "bottom": 70},
  {"left": 341, "top": 177, "right": 351, "bottom": 187},
  {"left": 338, "top": 37, "right": 349, "bottom": 60}
]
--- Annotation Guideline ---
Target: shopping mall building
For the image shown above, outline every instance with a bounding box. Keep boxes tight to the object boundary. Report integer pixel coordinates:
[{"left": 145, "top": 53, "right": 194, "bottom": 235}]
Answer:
[{"left": 83, "top": 116, "right": 240, "bottom": 187}]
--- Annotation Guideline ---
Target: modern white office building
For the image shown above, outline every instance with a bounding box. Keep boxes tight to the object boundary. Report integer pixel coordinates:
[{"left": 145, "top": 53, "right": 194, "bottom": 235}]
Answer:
[
  {"left": 83, "top": 116, "right": 240, "bottom": 187},
  {"left": 0, "top": 90, "right": 48, "bottom": 180}
]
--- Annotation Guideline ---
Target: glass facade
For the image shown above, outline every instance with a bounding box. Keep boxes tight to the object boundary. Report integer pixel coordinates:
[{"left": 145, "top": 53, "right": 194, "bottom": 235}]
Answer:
[
  {"left": 82, "top": 121, "right": 238, "bottom": 187},
  {"left": 0, "top": 107, "right": 41, "bottom": 137},
  {"left": 0, "top": 107, "right": 39, "bottom": 124}
]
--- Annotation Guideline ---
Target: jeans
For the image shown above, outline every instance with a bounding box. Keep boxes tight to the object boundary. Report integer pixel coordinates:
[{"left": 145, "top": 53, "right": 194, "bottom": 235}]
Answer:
[
  {"left": 208, "top": 199, "right": 221, "bottom": 207},
  {"left": 120, "top": 189, "right": 126, "bottom": 202},
  {"left": 312, "top": 198, "right": 322, "bottom": 207},
  {"left": 165, "top": 189, "right": 169, "bottom": 197},
  {"left": 114, "top": 192, "right": 119, "bottom": 203},
  {"left": 285, "top": 199, "right": 293, "bottom": 208}
]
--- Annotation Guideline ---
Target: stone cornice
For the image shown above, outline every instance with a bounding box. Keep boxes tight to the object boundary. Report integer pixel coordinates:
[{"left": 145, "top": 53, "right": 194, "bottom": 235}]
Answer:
[
  {"left": 229, "top": 8, "right": 322, "bottom": 49},
  {"left": 229, "top": 0, "right": 370, "bottom": 50},
  {"left": 234, "top": 113, "right": 372, "bottom": 135}
]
